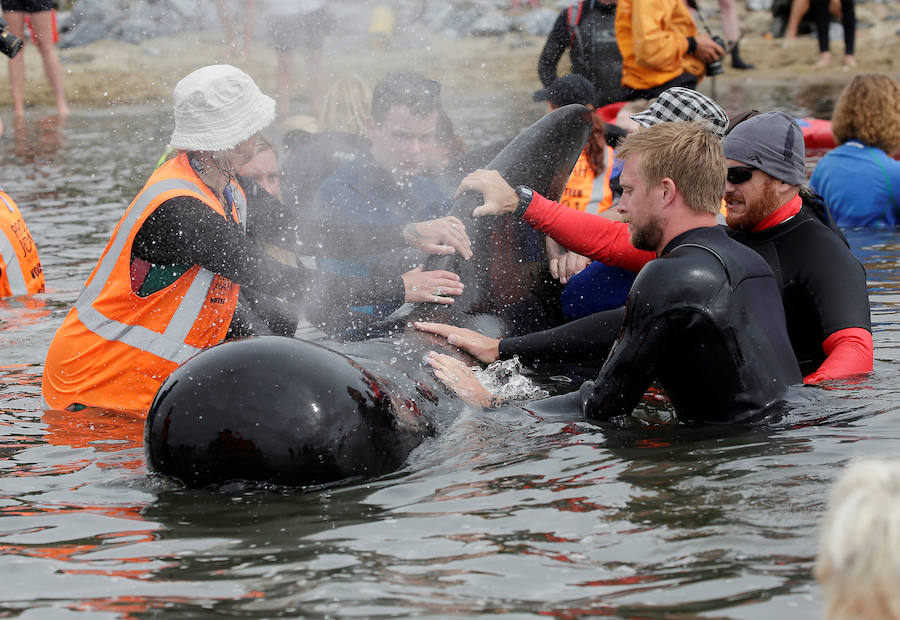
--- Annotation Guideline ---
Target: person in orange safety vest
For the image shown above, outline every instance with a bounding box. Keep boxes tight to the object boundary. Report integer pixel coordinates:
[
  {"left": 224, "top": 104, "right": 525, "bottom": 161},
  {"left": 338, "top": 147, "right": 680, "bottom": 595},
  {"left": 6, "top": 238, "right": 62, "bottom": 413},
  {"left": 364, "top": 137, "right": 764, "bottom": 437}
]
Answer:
[
  {"left": 42, "top": 64, "right": 466, "bottom": 415},
  {"left": 532, "top": 75, "right": 634, "bottom": 318},
  {"left": 0, "top": 186, "right": 45, "bottom": 297}
]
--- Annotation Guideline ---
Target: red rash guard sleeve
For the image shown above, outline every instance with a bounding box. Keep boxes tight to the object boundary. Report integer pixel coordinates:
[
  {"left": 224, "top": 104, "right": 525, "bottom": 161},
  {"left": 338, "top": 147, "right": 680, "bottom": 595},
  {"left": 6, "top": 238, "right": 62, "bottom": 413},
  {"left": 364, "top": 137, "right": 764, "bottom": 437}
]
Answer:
[
  {"left": 523, "top": 192, "right": 655, "bottom": 273},
  {"left": 803, "top": 327, "right": 874, "bottom": 384}
]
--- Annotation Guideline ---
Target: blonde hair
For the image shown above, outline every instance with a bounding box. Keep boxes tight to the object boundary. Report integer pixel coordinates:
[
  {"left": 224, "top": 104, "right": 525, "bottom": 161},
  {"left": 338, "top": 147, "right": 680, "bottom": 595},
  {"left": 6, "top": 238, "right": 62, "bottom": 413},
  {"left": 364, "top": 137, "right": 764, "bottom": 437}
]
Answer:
[
  {"left": 615, "top": 121, "right": 725, "bottom": 215},
  {"left": 317, "top": 75, "right": 372, "bottom": 135},
  {"left": 831, "top": 74, "right": 900, "bottom": 154},
  {"left": 815, "top": 458, "right": 900, "bottom": 620},
  {"left": 254, "top": 134, "right": 277, "bottom": 158}
]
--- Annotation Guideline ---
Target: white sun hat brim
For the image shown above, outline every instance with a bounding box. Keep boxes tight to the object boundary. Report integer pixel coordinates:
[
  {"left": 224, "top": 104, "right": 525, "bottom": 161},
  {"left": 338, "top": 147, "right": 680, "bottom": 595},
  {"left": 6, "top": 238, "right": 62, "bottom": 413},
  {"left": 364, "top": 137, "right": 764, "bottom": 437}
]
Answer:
[{"left": 168, "top": 64, "right": 276, "bottom": 152}]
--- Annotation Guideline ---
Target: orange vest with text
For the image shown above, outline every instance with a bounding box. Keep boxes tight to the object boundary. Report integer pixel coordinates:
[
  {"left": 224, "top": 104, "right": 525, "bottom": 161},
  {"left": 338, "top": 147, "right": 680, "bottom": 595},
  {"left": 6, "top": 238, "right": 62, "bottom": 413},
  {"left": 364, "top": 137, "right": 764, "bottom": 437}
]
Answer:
[
  {"left": 559, "top": 146, "right": 616, "bottom": 215},
  {"left": 42, "top": 153, "right": 245, "bottom": 414},
  {"left": 0, "top": 188, "right": 45, "bottom": 297}
]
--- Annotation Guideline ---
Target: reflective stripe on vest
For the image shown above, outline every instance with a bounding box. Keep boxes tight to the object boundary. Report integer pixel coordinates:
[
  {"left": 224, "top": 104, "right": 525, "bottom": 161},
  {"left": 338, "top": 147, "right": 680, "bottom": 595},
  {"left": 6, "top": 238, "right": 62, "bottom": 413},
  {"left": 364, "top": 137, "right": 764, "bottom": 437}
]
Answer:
[
  {"left": 585, "top": 167, "right": 611, "bottom": 215},
  {"left": 74, "top": 177, "right": 218, "bottom": 365},
  {"left": 0, "top": 190, "right": 33, "bottom": 296},
  {"left": 0, "top": 230, "right": 28, "bottom": 295}
]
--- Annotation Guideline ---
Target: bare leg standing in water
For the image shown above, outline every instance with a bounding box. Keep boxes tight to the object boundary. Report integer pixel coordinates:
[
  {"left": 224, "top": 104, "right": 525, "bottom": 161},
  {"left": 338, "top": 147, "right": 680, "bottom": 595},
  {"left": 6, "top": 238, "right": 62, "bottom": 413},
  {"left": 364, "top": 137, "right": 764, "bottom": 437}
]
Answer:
[
  {"left": 214, "top": 0, "right": 256, "bottom": 57},
  {"left": 812, "top": 0, "right": 855, "bottom": 67},
  {"left": 3, "top": 5, "right": 68, "bottom": 119},
  {"left": 717, "top": 0, "right": 754, "bottom": 69}
]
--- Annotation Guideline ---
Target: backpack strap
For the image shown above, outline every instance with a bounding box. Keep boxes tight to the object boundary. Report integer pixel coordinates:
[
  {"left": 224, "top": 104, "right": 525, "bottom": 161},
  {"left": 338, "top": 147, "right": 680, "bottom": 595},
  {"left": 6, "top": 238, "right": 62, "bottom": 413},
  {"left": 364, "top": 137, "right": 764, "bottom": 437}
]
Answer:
[{"left": 567, "top": 1, "right": 585, "bottom": 49}]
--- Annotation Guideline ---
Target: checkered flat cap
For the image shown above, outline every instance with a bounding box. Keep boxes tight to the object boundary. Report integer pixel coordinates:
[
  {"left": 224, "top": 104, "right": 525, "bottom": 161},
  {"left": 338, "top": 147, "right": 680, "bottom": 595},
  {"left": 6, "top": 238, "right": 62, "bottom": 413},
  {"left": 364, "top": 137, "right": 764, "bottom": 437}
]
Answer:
[{"left": 630, "top": 87, "right": 729, "bottom": 139}]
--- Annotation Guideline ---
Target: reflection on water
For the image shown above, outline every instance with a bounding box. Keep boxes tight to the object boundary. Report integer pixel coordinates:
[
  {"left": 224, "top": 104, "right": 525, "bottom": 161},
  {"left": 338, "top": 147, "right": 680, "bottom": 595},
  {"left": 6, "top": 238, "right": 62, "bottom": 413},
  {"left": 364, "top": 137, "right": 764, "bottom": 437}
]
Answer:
[{"left": 1, "top": 91, "right": 899, "bottom": 617}]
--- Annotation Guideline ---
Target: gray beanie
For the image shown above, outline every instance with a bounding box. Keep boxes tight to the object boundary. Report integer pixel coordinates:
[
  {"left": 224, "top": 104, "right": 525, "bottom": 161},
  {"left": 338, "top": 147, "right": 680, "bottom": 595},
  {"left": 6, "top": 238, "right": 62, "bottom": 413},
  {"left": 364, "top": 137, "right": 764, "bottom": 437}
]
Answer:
[{"left": 723, "top": 111, "right": 806, "bottom": 186}]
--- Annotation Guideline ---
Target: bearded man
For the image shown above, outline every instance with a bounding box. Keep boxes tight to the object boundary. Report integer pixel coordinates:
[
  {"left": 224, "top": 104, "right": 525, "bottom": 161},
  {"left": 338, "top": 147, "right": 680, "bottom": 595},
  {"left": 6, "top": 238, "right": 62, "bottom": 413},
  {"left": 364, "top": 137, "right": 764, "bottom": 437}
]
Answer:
[{"left": 421, "top": 122, "right": 801, "bottom": 423}]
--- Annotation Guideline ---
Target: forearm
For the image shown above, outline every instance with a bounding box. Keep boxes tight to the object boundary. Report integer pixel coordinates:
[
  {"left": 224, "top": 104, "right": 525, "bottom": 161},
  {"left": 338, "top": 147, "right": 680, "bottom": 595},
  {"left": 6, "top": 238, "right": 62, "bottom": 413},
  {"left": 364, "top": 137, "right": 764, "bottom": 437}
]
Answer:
[
  {"left": 499, "top": 306, "right": 625, "bottom": 365},
  {"left": 135, "top": 198, "right": 404, "bottom": 306},
  {"left": 524, "top": 192, "right": 654, "bottom": 272},
  {"left": 803, "top": 327, "right": 874, "bottom": 384},
  {"left": 537, "top": 14, "right": 569, "bottom": 86}
]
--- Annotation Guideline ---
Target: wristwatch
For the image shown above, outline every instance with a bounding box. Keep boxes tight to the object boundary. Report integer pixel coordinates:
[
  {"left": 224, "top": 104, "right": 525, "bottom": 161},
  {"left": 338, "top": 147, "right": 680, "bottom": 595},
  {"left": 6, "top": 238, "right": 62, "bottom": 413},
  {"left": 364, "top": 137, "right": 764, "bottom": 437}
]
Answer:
[{"left": 514, "top": 185, "right": 534, "bottom": 217}]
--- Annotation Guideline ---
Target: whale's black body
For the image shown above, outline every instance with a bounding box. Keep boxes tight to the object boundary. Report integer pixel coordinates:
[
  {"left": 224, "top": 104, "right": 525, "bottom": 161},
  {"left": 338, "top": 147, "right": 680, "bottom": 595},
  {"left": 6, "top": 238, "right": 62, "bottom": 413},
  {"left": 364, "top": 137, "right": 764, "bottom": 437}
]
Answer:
[{"left": 144, "top": 105, "right": 593, "bottom": 488}]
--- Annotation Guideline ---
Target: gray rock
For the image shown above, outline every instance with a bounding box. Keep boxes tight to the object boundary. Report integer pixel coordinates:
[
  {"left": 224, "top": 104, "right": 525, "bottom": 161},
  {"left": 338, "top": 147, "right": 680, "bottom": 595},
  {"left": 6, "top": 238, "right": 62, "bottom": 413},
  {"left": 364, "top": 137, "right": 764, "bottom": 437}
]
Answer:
[
  {"left": 468, "top": 12, "right": 514, "bottom": 36},
  {"left": 58, "top": 0, "right": 120, "bottom": 49},
  {"left": 746, "top": 0, "right": 774, "bottom": 10},
  {"left": 513, "top": 8, "right": 560, "bottom": 35}
]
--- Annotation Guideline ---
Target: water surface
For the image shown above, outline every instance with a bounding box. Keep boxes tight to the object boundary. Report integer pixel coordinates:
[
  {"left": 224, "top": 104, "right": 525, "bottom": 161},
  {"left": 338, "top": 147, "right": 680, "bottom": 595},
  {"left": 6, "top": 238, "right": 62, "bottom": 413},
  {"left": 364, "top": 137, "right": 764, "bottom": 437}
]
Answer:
[{"left": 1, "top": 87, "right": 898, "bottom": 618}]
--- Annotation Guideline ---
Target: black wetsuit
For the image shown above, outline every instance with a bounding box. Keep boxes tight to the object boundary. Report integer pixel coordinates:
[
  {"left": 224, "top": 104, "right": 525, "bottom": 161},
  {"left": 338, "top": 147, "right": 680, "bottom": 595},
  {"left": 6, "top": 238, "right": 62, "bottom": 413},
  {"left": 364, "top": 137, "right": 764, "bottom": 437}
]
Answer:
[
  {"left": 537, "top": 1, "right": 627, "bottom": 106},
  {"left": 725, "top": 195, "right": 871, "bottom": 375},
  {"left": 131, "top": 177, "right": 404, "bottom": 337},
  {"left": 524, "top": 226, "right": 802, "bottom": 423}
]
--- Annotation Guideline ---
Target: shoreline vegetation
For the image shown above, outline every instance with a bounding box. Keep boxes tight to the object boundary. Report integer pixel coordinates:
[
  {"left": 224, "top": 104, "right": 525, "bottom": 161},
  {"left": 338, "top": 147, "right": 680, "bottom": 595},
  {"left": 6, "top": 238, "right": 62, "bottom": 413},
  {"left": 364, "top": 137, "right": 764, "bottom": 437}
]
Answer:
[{"left": 1, "top": 1, "right": 898, "bottom": 118}]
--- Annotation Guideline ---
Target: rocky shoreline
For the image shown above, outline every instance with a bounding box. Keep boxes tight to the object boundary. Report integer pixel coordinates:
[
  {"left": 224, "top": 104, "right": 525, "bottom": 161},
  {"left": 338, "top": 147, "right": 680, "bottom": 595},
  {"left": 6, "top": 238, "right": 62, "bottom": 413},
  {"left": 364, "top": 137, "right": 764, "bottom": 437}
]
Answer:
[{"left": 1, "top": 0, "right": 898, "bottom": 116}]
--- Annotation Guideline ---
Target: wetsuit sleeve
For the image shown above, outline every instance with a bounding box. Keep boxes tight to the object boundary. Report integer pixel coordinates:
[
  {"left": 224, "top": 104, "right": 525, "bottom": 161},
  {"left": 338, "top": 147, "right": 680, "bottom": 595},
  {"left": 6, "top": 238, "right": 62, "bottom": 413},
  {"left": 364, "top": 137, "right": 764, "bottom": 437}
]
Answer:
[
  {"left": 577, "top": 261, "right": 686, "bottom": 421},
  {"left": 803, "top": 327, "right": 874, "bottom": 384},
  {"left": 237, "top": 175, "right": 316, "bottom": 250},
  {"left": 537, "top": 10, "right": 570, "bottom": 87},
  {"left": 499, "top": 306, "right": 625, "bottom": 366},
  {"left": 132, "top": 196, "right": 404, "bottom": 307},
  {"left": 797, "top": 223, "right": 873, "bottom": 377},
  {"left": 524, "top": 192, "right": 655, "bottom": 272}
]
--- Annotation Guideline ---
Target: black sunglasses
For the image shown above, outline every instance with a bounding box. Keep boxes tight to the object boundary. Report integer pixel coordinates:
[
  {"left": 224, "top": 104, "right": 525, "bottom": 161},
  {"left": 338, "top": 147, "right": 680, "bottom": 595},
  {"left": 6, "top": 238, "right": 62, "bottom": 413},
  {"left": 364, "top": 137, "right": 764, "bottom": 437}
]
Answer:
[{"left": 727, "top": 165, "right": 756, "bottom": 185}]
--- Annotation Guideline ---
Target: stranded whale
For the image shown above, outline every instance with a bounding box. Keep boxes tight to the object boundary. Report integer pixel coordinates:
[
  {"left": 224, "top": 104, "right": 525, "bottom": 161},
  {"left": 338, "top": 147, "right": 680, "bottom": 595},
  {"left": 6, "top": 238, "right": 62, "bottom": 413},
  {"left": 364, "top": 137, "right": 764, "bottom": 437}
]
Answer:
[{"left": 144, "top": 105, "right": 593, "bottom": 487}]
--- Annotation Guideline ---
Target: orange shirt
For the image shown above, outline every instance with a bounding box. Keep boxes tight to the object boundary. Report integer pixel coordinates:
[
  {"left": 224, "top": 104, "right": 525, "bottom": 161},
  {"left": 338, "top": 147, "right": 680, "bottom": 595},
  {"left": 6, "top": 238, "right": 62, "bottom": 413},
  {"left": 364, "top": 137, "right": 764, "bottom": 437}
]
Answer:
[{"left": 615, "top": 0, "right": 705, "bottom": 91}]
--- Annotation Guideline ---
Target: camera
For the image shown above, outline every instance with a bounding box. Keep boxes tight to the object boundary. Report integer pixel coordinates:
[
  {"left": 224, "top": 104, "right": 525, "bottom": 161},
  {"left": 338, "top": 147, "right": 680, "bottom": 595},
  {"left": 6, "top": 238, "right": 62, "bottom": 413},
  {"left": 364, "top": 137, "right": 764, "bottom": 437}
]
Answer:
[
  {"left": 705, "top": 35, "right": 726, "bottom": 77},
  {"left": 0, "top": 16, "right": 24, "bottom": 59}
]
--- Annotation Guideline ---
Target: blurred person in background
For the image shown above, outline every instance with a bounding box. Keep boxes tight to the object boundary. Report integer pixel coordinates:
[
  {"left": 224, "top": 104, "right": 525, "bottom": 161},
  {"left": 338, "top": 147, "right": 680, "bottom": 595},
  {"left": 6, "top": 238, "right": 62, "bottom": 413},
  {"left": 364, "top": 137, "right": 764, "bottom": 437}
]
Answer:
[
  {"left": 280, "top": 75, "right": 372, "bottom": 213},
  {"left": 615, "top": 0, "right": 724, "bottom": 99},
  {"left": 810, "top": 74, "right": 900, "bottom": 227},
  {"left": 214, "top": 0, "right": 255, "bottom": 58},
  {"left": 265, "top": 0, "right": 333, "bottom": 121},
  {"left": 536, "top": 0, "right": 627, "bottom": 106},
  {"left": 237, "top": 134, "right": 281, "bottom": 202},
  {"left": 2, "top": 0, "right": 68, "bottom": 119},
  {"left": 815, "top": 458, "right": 900, "bottom": 619}
]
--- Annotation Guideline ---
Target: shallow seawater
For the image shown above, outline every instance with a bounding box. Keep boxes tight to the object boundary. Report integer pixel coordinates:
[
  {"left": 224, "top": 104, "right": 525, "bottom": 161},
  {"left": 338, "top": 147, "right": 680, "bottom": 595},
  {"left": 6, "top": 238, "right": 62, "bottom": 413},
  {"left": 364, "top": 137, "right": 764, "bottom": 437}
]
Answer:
[{"left": 1, "top": 89, "right": 898, "bottom": 619}]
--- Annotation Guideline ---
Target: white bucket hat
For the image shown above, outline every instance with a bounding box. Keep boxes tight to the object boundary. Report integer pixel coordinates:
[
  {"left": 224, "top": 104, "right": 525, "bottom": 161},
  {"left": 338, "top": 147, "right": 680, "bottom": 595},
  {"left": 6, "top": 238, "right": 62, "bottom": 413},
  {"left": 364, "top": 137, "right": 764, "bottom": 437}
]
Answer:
[{"left": 169, "top": 64, "right": 275, "bottom": 152}]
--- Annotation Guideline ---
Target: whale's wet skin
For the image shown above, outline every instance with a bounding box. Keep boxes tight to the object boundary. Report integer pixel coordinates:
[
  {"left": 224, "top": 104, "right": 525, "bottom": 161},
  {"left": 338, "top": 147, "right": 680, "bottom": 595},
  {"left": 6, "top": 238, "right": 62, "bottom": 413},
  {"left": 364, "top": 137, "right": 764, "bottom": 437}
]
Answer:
[{"left": 2, "top": 96, "right": 899, "bottom": 617}]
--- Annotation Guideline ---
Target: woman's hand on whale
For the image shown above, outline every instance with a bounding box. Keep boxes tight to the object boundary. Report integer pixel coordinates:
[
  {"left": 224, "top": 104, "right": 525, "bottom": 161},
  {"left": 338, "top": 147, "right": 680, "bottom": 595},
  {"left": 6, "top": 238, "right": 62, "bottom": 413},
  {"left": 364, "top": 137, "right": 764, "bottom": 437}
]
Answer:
[
  {"left": 415, "top": 321, "right": 500, "bottom": 363},
  {"left": 455, "top": 169, "right": 518, "bottom": 217},
  {"left": 402, "top": 267, "right": 464, "bottom": 304},
  {"left": 427, "top": 351, "right": 495, "bottom": 409},
  {"left": 403, "top": 216, "right": 473, "bottom": 259}
]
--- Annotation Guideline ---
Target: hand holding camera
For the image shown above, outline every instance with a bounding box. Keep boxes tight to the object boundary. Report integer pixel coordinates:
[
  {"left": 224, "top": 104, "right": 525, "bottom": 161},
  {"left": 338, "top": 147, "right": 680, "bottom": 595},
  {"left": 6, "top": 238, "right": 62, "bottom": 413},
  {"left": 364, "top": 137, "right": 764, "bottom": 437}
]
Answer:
[
  {"left": 0, "top": 15, "right": 24, "bottom": 59},
  {"left": 694, "top": 32, "right": 726, "bottom": 66}
]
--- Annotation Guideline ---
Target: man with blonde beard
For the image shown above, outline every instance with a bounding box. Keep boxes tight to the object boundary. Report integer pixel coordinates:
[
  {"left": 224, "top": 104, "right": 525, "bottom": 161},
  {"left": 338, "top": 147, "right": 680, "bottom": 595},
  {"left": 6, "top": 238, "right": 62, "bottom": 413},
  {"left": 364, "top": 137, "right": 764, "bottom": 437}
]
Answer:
[
  {"left": 422, "top": 111, "right": 872, "bottom": 387},
  {"left": 422, "top": 122, "right": 800, "bottom": 422}
]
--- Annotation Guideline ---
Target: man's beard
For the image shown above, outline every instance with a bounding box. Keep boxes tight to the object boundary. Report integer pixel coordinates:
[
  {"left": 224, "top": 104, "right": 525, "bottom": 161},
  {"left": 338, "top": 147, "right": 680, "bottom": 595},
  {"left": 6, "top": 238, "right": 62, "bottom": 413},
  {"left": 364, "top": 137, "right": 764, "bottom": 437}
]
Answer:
[
  {"left": 725, "top": 179, "right": 781, "bottom": 231},
  {"left": 630, "top": 213, "right": 664, "bottom": 251}
]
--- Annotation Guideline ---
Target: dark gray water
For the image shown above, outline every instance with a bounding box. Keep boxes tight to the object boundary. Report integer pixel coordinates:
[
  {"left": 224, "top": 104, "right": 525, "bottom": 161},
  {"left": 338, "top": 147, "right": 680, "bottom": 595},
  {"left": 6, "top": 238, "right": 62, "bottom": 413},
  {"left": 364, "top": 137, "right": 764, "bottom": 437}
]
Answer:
[{"left": 1, "top": 89, "right": 898, "bottom": 618}]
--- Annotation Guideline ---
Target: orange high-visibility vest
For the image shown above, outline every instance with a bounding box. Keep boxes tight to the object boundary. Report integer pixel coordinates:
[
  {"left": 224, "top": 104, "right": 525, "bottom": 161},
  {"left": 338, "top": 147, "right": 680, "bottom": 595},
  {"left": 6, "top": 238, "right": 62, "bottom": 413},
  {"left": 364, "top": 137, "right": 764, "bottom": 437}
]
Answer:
[
  {"left": 559, "top": 146, "right": 616, "bottom": 215},
  {"left": 0, "top": 188, "right": 45, "bottom": 297},
  {"left": 42, "top": 153, "right": 245, "bottom": 414}
]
